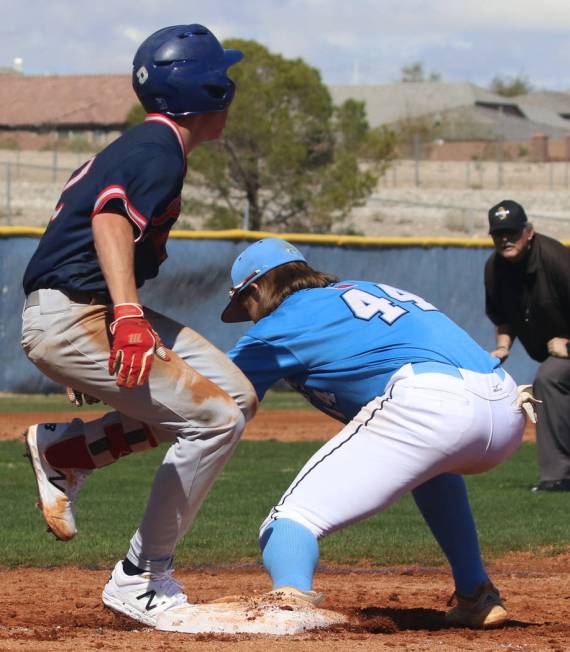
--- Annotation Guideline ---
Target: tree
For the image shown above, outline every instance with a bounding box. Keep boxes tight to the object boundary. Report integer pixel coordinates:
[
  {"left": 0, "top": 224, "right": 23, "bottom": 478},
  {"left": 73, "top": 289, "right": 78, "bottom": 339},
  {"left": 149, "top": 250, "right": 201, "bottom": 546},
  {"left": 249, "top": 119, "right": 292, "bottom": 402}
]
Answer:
[
  {"left": 489, "top": 74, "right": 533, "bottom": 97},
  {"left": 126, "top": 103, "right": 145, "bottom": 128},
  {"left": 186, "top": 40, "right": 395, "bottom": 233},
  {"left": 400, "top": 61, "right": 441, "bottom": 83}
]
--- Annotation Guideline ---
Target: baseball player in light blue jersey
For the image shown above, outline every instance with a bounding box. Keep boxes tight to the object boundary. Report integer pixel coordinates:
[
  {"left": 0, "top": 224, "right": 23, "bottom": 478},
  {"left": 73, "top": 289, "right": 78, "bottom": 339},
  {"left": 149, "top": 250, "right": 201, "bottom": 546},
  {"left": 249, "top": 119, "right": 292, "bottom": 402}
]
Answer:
[{"left": 222, "top": 238, "right": 530, "bottom": 629}]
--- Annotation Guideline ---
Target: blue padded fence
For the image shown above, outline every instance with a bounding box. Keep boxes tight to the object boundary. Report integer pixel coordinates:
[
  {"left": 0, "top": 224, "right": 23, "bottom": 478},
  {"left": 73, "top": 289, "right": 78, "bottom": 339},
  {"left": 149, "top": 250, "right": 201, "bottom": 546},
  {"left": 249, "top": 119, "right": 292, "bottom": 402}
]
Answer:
[{"left": 0, "top": 232, "right": 539, "bottom": 394}]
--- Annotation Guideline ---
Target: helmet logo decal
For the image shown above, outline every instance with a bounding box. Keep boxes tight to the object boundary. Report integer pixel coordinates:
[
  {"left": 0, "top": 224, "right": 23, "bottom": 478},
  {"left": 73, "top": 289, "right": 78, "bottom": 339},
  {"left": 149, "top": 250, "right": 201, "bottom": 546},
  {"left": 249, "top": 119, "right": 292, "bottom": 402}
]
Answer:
[
  {"left": 284, "top": 243, "right": 301, "bottom": 255},
  {"left": 136, "top": 66, "right": 149, "bottom": 85}
]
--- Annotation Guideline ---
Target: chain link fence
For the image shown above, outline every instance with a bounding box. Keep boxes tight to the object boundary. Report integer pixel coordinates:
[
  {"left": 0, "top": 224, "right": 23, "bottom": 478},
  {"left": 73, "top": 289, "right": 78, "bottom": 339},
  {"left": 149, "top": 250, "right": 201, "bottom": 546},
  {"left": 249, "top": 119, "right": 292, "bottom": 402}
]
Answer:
[
  {"left": 378, "top": 159, "right": 570, "bottom": 192},
  {"left": 1, "top": 150, "right": 570, "bottom": 238}
]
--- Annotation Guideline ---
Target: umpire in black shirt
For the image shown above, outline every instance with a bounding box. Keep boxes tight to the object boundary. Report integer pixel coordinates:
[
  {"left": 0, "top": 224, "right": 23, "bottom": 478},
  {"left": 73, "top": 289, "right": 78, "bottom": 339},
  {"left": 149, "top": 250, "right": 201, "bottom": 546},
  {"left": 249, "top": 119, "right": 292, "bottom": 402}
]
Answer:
[{"left": 485, "top": 199, "right": 570, "bottom": 492}]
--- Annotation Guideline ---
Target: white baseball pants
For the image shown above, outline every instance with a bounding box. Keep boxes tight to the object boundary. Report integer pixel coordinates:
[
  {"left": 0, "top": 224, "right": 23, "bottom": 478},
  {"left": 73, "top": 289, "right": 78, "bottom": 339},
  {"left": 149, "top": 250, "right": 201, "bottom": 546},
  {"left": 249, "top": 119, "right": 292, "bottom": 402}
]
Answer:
[{"left": 260, "top": 363, "right": 525, "bottom": 539}]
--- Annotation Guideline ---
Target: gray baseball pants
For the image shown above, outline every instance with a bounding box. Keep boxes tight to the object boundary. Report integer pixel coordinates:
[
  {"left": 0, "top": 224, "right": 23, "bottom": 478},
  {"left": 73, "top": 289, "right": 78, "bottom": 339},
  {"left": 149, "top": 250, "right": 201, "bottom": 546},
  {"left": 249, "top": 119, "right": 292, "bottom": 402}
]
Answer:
[
  {"left": 21, "top": 288, "right": 257, "bottom": 572},
  {"left": 534, "top": 356, "right": 570, "bottom": 482}
]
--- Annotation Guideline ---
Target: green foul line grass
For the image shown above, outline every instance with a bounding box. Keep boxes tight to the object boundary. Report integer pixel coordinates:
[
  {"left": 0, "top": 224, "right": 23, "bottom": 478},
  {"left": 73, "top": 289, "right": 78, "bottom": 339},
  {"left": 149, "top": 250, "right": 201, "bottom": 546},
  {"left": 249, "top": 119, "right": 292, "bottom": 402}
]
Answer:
[{"left": 0, "top": 440, "right": 568, "bottom": 569}]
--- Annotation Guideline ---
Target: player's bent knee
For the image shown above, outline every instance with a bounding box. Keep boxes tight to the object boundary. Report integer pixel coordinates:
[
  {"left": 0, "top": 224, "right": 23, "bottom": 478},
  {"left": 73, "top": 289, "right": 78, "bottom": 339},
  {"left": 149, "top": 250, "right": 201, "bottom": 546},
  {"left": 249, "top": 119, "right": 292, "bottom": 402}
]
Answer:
[
  {"left": 215, "top": 398, "right": 246, "bottom": 435},
  {"left": 187, "top": 393, "right": 242, "bottom": 427},
  {"left": 224, "top": 404, "right": 246, "bottom": 443},
  {"left": 177, "top": 399, "right": 246, "bottom": 445}
]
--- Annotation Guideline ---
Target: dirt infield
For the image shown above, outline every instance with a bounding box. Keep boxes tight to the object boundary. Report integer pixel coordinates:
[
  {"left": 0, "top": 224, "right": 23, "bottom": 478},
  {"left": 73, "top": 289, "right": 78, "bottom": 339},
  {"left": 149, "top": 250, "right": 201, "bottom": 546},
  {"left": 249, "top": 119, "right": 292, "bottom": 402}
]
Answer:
[
  {"left": 2, "top": 556, "right": 570, "bottom": 651},
  {"left": 0, "top": 408, "right": 536, "bottom": 443},
  {"left": 2, "top": 409, "right": 560, "bottom": 651}
]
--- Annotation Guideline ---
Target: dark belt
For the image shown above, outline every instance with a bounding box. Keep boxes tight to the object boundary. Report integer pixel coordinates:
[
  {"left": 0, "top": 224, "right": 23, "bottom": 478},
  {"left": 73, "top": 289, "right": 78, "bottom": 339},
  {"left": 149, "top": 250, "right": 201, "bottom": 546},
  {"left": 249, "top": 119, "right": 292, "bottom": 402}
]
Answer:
[{"left": 25, "top": 288, "right": 111, "bottom": 308}]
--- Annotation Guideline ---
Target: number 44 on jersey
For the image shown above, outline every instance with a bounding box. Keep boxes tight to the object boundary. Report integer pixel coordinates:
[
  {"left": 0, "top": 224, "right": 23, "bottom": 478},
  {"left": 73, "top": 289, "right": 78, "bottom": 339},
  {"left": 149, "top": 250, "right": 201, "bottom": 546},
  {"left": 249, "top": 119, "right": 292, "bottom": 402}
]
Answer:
[{"left": 341, "top": 284, "right": 437, "bottom": 324}]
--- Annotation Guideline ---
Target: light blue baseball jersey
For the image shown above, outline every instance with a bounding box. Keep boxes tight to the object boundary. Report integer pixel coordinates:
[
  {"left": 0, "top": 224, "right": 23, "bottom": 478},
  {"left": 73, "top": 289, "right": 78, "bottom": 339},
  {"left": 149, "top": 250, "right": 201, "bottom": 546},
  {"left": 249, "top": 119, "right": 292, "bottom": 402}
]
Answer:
[{"left": 228, "top": 280, "right": 500, "bottom": 422}]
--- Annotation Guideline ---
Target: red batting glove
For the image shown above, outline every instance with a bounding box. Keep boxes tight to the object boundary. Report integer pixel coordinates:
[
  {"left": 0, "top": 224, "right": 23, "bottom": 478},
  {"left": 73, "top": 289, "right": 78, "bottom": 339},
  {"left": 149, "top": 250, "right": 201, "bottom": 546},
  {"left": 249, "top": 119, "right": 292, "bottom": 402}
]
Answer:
[{"left": 108, "top": 303, "right": 170, "bottom": 388}]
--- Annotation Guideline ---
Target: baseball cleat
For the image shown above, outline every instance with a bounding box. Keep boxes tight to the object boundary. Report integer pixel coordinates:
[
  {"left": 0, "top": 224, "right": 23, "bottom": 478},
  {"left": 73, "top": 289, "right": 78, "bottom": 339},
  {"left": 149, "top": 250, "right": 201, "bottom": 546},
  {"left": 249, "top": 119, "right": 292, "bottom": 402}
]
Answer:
[
  {"left": 445, "top": 581, "right": 507, "bottom": 629},
  {"left": 24, "top": 423, "right": 90, "bottom": 541},
  {"left": 268, "top": 585, "right": 325, "bottom": 607},
  {"left": 102, "top": 561, "right": 188, "bottom": 627}
]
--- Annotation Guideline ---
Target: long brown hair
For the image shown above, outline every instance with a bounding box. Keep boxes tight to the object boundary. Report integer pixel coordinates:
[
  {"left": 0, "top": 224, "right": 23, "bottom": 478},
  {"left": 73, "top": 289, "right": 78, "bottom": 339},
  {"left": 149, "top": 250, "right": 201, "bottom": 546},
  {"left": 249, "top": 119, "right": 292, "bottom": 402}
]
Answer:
[{"left": 245, "top": 261, "right": 338, "bottom": 320}]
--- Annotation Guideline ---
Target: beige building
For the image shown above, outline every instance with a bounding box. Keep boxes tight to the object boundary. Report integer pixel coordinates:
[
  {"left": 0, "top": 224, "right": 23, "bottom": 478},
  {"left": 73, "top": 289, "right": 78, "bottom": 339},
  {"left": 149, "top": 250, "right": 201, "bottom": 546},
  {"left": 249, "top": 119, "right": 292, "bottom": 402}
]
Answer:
[{"left": 2, "top": 75, "right": 570, "bottom": 161}]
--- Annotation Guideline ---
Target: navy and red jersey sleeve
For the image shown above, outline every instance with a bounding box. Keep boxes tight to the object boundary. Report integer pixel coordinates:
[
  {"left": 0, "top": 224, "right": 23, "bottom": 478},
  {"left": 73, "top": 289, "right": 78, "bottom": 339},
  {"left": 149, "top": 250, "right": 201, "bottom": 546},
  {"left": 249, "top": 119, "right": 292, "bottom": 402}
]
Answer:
[{"left": 92, "top": 145, "right": 183, "bottom": 240}]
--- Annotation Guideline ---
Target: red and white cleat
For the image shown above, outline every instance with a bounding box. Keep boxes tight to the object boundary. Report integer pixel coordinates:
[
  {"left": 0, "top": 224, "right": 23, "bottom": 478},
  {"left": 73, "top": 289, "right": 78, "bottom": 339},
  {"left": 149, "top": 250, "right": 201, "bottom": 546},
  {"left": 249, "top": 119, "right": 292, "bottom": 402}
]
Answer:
[{"left": 24, "top": 423, "right": 91, "bottom": 541}]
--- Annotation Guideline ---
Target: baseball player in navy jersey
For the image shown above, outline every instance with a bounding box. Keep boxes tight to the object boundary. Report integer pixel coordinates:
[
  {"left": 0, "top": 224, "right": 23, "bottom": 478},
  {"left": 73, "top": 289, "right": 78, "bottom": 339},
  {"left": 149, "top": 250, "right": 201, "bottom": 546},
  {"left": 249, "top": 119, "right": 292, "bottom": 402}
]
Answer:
[
  {"left": 21, "top": 25, "right": 257, "bottom": 627},
  {"left": 221, "top": 238, "right": 534, "bottom": 629}
]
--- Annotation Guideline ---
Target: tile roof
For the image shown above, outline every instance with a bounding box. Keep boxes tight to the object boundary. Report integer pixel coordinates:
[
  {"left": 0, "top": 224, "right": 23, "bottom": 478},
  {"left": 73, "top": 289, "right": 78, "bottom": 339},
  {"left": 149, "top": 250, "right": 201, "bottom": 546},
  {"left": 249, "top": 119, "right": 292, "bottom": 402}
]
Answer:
[
  {"left": 328, "top": 82, "right": 519, "bottom": 128},
  {"left": 515, "top": 90, "right": 570, "bottom": 114},
  {"left": 437, "top": 105, "right": 570, "bottom": 140},
  {"left": 0, "top": 74, "right": 135, "bottom": 128}
]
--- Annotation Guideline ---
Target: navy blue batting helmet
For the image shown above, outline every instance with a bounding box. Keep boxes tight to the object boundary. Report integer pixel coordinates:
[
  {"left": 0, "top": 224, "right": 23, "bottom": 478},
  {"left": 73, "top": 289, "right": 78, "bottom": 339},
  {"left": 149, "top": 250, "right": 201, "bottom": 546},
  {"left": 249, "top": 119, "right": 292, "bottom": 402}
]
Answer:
[{"left": 132, "top": 24, "right": 243, "bottom": 117}]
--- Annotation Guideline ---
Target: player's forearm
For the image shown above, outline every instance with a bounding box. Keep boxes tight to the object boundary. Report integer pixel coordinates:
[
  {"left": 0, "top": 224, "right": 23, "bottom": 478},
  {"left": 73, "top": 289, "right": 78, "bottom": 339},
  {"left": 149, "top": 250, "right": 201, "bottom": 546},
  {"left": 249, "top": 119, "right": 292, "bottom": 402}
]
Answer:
[
  {"left": 492, "top": 326, "right": 513, "bottom": 360},
  {"left": 92, "top": 212, "right": 139, "bottom": 305},
  {"left": 495, "top": 326, "right": 513, "bottom": 351}
]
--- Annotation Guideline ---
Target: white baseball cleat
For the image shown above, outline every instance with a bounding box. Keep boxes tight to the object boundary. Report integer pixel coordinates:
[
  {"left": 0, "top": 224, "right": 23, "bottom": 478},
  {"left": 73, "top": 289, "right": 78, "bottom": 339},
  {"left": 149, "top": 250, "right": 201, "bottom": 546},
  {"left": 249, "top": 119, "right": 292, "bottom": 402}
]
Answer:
[
  {"left": 102, "top": 561, "right": 188, "bottom": 627},
  {"left": 25, "top": 423, "right": 91, "bottom": 541}
]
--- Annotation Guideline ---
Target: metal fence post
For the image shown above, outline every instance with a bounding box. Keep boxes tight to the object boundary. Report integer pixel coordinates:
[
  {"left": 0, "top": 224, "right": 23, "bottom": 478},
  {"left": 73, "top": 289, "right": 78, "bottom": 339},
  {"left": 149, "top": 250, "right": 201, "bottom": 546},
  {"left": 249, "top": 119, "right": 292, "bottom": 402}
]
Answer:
[
  {"left": 496, "top": 106, "right": 504, "bottom": 189},
  {"left": 496, "top": 144, "right": 503, "bottom": 189},
  {"left": 392, "top": 161, "right": 398, "bottom": 187},
  {"left": 414, "top": 134, "right": 421, "bottom": 187},
  {"left": 52, "top": 148, "right": 58, "bottom": 183},
  {"left": 5, "top": 162, "right": 12, "bottom": 225}
]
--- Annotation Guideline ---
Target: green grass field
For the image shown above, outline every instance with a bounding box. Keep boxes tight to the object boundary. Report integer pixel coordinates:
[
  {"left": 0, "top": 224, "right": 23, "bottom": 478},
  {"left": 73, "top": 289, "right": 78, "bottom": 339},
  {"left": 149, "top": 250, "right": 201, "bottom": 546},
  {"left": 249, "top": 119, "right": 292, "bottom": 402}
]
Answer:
[
  {"left": 0, "top": 389, "right": 312, "bottom": 413},
  {"left": 1, "top": 437, "right": 568, "bottom": 569}
]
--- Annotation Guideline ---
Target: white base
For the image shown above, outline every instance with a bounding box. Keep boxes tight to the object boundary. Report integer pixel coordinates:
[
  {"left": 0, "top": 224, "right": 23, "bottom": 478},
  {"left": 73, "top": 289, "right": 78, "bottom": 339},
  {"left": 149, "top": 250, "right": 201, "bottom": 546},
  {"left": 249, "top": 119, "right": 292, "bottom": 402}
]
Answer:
[{"left": 156, "top": 596, "right": 347, "bottom": 635}]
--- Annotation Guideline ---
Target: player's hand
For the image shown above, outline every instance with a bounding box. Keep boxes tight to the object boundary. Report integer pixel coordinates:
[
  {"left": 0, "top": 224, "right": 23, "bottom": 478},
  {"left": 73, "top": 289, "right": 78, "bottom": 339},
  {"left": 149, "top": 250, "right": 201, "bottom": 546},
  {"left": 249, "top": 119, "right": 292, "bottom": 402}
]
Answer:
[
  {"left": 65, "top": 387, "right": 101, "bottom": 407},
  {"left": 109, "top": 303, "right": 170, "bottom": 388},
  {"left": 547, "top": 337, "right": 569, "bottom": 359},
  {"left": 490, "top": 346, "right": 510, "bottom": 362},
  {"left": 514, "top": 384, "right": 542, "bottom": 424}
]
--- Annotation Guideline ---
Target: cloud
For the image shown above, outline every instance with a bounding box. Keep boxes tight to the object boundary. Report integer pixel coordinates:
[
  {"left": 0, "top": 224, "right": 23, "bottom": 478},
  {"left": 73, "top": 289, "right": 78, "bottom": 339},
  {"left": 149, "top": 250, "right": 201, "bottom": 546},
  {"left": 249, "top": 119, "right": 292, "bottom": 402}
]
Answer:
[
  {"left": 1, "top": 0, "right": 570, "bottom": 89},
  {"left": 431, "top": 0, "right": 570, "bottom": 31},
  {"left": 121, "top": 27, "right": 148, "bottom": 44}
]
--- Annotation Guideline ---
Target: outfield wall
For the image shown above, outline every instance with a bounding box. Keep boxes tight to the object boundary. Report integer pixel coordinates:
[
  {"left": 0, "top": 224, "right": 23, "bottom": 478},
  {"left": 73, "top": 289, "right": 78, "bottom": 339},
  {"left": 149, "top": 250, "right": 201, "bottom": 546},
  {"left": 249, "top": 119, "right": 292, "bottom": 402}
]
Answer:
[{"left": 0, "top": 228, "right": 541, "bottom": 393}]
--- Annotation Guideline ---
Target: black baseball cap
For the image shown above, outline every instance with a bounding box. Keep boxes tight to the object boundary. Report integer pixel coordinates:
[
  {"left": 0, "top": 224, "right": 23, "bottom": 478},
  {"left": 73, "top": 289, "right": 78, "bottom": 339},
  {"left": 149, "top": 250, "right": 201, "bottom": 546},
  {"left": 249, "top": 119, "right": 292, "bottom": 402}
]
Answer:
[{"left": 488, "top": 200, "right": 528, "bottom": 234}]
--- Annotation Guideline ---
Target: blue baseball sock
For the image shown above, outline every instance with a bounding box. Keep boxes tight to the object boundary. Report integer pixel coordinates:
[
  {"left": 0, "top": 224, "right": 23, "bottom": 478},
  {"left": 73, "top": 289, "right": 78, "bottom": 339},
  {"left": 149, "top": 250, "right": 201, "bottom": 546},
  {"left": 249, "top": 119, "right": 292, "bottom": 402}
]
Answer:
[
  {"left": 259, "top": 518, "right": 319, "bottom": 591},
  {"left": 412, "top": 473, "right": 487, "bottom": 596}
]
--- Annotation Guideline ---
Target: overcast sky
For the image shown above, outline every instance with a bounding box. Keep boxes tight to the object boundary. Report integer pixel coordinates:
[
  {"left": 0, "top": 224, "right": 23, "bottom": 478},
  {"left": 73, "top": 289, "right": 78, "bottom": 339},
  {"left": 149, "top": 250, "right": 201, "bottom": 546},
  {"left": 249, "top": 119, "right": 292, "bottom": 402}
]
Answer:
[{"left": 2, "top": 0, "right": 570, "bottom": 90}]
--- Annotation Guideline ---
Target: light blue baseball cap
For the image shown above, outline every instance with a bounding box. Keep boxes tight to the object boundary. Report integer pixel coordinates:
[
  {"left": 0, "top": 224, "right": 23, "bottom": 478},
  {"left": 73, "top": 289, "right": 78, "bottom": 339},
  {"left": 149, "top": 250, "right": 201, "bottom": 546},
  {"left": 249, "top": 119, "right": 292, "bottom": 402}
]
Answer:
[{"left": 221, "top": 238, "right": 306, "bottom": 322}]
